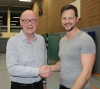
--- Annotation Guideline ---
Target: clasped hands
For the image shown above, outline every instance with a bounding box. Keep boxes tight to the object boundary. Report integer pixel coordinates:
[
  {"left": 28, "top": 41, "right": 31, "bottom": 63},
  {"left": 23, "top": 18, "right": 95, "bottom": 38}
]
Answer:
[{"left": 39, "top": 65, "right": 52, "bottom": 78}]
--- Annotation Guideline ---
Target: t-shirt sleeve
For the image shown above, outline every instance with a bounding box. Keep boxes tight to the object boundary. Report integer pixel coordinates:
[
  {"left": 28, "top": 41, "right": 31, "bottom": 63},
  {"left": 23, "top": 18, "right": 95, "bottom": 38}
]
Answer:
[{"left": 80, "top": 35, "right": 96, "bottom": 54}]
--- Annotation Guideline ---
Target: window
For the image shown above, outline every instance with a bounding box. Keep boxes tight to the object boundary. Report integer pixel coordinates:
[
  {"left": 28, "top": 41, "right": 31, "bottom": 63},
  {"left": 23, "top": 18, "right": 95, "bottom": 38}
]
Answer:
[
  {"left": 10, "top": 6, "right": 30, "bottom": 32},
  {"left": 0, "top": 6, "right": 8, "bottom": 32}
]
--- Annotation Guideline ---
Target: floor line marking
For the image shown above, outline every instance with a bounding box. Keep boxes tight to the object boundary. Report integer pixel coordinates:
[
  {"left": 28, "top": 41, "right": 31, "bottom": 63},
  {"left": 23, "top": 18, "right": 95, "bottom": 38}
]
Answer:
[
  {"left": 89, "top": 82, "right": 100, "bottom": 89},
  {"left": 47, "top": 81, "right": 58, "bottom": 89}
]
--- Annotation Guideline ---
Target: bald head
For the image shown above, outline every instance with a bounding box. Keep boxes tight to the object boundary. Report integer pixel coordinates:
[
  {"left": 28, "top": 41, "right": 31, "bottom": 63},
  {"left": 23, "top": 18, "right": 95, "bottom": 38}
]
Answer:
[{"left": 20, "top": 10, "right": 37, "bottom": 20}]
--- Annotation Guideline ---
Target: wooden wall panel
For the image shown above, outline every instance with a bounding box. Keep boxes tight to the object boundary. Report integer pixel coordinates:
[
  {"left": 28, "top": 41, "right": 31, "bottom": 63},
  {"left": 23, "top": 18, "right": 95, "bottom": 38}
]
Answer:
[
  {"left": 78, "top": 0, "right": 100, "bottom": 29},
  {"left": 33, "top": 0, "right": 100, "bottom": 34}
]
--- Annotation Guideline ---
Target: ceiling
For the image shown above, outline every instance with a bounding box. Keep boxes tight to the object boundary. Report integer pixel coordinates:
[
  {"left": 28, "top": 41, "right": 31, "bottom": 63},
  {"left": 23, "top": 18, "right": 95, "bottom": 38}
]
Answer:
[
  {"left": 0, "top": 0, "right": 35, "bottom": 7},
  {"left": 0, "top": 0, "right": 36, "bottom": 32}
]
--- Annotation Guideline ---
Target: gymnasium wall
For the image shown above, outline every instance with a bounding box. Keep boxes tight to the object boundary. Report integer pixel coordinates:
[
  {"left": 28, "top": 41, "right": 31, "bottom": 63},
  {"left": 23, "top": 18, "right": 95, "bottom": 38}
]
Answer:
[
  {"left": 33, "top": 0, "right": 100, "bottom": 34},
  {"left": 33, "top": 0, "right": 74, "bottom": 34}
]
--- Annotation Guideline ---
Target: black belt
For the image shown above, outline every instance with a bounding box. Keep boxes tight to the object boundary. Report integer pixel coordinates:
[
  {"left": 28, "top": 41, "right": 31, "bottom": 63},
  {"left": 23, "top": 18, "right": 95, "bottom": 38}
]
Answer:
[
  {"left": 11, "top": 79, "right": 43, "bottom": 88},
  {"left": 59, "top": 84, "right": 70, "bottom": 89}
]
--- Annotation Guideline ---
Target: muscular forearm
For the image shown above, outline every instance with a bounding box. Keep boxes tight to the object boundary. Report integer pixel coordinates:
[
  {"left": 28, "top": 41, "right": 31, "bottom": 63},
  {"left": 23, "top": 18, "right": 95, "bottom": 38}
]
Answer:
[
  {"left": 71, "top": 71, "right": 91, "bottom": 89},
  {"left": 72, "top": 54, "right": 96, "bottom": 89},
  {"left": 50, "top": 60, "right": 60, "bottom": 72}
]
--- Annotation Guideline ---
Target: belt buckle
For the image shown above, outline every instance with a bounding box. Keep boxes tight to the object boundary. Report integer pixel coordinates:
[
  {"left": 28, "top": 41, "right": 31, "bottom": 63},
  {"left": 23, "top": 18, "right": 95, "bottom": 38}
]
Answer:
[
  {"left": 21, "top": 83, "right": 33, "bottom": 87},
  {"left": 21, "top": 84, "right": 27, "bottom": 86}
]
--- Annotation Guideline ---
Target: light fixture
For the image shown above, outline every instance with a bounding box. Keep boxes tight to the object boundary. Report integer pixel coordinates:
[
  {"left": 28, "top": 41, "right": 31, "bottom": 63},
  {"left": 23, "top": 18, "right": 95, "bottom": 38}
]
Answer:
[
  {"left": 11, "top": 21, "right": 18, "bottom": 22},
  {"left": 13, "top": 17, "right": 20, "bottom": 18},
  {"left": 19, "top": 0, "right": 31, "bottom": 2},
  {"left": 0, "top": 16, "right": 2, "bottom": 18},
  {"left": 0, "top": 20, "right": 2, "bottom": 22},
  {"left": 11, "top": 24, "right": 16, "bottom": 25}
]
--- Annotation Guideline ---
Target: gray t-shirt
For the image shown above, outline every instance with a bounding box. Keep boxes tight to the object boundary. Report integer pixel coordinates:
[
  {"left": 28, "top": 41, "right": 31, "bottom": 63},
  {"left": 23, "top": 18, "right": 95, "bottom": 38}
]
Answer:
[{"left": 59, "top": 31, "right": 96, "bottom": 89}]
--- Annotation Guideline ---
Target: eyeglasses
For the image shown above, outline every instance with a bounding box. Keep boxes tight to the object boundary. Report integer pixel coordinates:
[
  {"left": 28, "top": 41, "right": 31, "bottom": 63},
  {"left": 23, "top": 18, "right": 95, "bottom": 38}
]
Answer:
[{"left": 21, "top": 19, "right": 37, "bottom": 24}]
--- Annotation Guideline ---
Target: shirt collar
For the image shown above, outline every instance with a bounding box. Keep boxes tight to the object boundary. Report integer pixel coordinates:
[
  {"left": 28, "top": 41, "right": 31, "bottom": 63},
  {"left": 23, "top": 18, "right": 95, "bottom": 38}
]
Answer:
[{"left": 20, "top": 29, "right": 37, "bottom": 41}]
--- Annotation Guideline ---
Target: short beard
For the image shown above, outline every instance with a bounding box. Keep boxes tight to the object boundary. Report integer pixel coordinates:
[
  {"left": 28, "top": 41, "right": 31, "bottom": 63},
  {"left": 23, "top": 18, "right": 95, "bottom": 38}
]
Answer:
[{"left": 64, "top": 25, "right": 75, "bottom": 32}]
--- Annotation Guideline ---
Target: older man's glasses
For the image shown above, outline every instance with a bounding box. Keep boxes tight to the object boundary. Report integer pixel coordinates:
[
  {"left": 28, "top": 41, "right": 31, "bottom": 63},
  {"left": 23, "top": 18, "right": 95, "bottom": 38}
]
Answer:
[{"left": 21, "top": 19, "right": 37, "bottom": 24}]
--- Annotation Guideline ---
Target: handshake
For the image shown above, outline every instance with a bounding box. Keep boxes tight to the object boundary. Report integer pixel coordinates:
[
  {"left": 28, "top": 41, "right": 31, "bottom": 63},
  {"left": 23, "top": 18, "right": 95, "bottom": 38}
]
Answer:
[{"left": 39, "top": 65, "right": 53, "bottom": 78}]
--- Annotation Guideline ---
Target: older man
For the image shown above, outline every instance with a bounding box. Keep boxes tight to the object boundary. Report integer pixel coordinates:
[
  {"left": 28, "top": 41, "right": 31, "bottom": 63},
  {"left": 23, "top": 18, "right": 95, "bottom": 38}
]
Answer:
[{"left": 6, "top": 10, "right": 51, "bottom": 89}]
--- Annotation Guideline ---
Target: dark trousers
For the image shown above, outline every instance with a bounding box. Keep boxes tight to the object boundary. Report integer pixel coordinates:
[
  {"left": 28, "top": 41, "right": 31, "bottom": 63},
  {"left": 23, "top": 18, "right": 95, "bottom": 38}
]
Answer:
[
  {"left": 59, "top": 84, "right": 70, "bottom": 89},
  {"left": 11, "top": 79, "right": 43, "bottom": 89}
]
